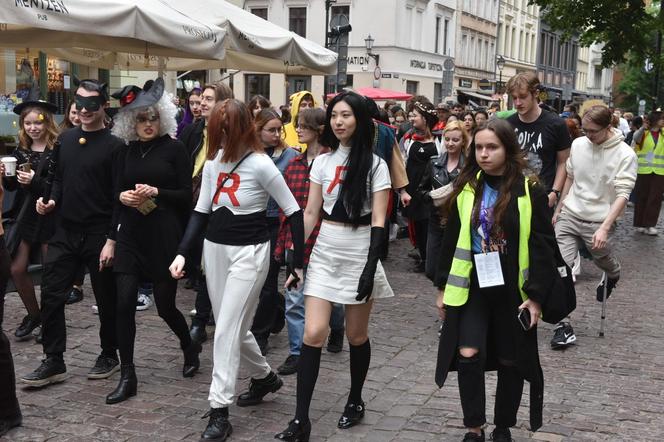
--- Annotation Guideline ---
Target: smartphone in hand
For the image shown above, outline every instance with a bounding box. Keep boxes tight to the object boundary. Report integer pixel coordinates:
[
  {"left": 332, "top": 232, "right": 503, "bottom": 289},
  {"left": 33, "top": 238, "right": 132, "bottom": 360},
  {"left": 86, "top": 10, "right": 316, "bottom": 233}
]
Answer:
[
  {"left": 517, "top": 308, "right": 531, "bottom": 331},
  {"left": 19, "top": 163, "right": 31, "bottom": 173}
]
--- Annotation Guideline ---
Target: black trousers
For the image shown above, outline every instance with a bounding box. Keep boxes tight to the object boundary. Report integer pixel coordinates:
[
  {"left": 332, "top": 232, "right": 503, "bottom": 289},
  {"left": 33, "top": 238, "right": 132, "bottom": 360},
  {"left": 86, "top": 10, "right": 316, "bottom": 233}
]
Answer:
[
  {"left": 457, "top": 279, "right": 523, "bottom": 429},
  {"left": 40, "top": 227, "right": 117, "bottom": 358},
  {"left": 411, "top": 217, "right": 429, "bottom": 261},
  {"left": 0, "top": 236, "right": 21, "bottom": 420},
  {"left": 250, "top": 218, "right": 283, "bottom": 342}
]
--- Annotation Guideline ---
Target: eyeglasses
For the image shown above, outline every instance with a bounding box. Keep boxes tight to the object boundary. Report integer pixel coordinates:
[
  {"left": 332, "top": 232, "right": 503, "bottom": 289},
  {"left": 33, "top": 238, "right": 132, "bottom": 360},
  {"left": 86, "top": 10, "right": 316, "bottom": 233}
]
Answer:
[
  {"left": 582, "top": 126, "right": 607, "bottom": 135},
  {"left": 136, "top": 115, "right": 160, "bottom": 124},
  {"left": 262, "top": 127, "right": 283, "bottom": 134}
]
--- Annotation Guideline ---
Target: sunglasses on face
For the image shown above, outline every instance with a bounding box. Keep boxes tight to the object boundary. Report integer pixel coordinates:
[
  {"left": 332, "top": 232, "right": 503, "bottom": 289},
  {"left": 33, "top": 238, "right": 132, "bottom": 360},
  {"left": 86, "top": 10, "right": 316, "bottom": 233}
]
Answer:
[
  {"left": 75, "top": 94, "right": 105, "bottom": 112},
  {"left": 136, "top": 114, "right": 160, "bottom": 124}
]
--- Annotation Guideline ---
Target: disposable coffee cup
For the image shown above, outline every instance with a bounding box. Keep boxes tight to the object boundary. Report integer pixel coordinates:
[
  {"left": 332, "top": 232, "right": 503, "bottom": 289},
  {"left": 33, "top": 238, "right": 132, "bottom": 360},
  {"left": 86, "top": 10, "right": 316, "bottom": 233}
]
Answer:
[{"left": 1, "top": 157, "right": 17, "bottom": 176}]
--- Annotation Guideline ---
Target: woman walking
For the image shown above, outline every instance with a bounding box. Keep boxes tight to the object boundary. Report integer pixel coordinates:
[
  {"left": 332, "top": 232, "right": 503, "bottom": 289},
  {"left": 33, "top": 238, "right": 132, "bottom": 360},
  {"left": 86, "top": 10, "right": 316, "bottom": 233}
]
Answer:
[
  {"left": 275, "top": 91, "right": 393, "bottom": 441},
  {"left": 2, "top": 100, "right": 58, "bottom": 340},
  {"left": 107, "top": 78, "right": 199, "bottom": 404},
  {"left": 169, "top": 99, "right": 304, "bottom": 442},
  {"left": 434, "top": 119, "right": 559, "bottom": 441}
]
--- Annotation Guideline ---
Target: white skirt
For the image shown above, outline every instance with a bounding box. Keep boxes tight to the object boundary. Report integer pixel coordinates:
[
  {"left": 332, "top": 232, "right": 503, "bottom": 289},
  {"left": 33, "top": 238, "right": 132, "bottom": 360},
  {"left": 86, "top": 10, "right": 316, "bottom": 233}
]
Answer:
[{"left": 304, "top": 221, "right": 394, "bottom": 304}]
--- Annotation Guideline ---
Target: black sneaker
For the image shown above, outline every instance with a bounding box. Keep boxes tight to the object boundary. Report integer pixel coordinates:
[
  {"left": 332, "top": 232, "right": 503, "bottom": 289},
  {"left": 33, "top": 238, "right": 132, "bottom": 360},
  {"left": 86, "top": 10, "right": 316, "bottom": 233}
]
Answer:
[
  {"left": 14, "top": 314, "right": 41, "bottom": 340},
  {"left": 236, "top": 371, "right": 283, "bottom": 407},
  {"left": 88, "top": 355, "right": 120, "bottom": 379},
  {"left": 490, "top": 427, "right": 512, "bottom": 441},
  {"left": 463, "top": 430, "right": 485, "bottom": 441},
  {"left": 277, "top": 354, "right": 299, "bottom": 376},
  {"left": 596, "top": 275, "right": 619, "bottom": 302},
  {"left": 550, "top": 322, "right": 576, "bottom": 349},
  {"left": 21, "top": 357, "right": 66, "bottom": 387},
  {"left": 200, "top": 407, "right": 232, "bottom": 441},
  {"left": 327, "top": 329, "right": 344, "bottom": 353},
  {"left": 337, "top": 401, "right": 365, "bottom": 429},
  {"left": 65, "top": 287, "right": 84, "bottom": 305}
]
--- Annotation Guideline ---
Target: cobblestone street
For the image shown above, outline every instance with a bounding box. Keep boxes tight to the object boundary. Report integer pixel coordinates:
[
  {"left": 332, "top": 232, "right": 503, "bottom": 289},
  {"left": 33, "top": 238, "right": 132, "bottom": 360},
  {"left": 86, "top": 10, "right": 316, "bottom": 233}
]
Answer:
[{"left": 2, "top": 207, "right": 663, "bottom": 442}]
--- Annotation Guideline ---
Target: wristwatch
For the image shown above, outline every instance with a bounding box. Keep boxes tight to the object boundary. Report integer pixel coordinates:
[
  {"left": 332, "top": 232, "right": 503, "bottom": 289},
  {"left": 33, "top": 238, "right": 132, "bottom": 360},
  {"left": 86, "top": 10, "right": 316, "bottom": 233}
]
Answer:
[{"left": 549, "top": 189, "right": 561, "bottom": 198}]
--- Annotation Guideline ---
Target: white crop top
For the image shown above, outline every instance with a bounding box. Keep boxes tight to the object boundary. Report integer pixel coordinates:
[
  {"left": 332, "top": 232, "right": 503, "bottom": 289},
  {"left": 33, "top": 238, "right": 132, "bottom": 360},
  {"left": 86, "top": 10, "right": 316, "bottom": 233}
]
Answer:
[
  {"left": 310, "top": 145, "right": 391, "bottom": 218},
  {"left": 195, "top": 151, "right": 300, "bottom": 216}
]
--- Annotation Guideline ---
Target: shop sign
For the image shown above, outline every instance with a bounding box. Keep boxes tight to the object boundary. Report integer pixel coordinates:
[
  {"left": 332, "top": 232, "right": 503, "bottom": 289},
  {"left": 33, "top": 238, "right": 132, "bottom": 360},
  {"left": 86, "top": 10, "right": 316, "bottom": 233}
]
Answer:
[
  {"left": 458, "top": 78, "right": 473, "bottom": 88},
  {"left": 14, "top": 0, "right": 69, "bottom": 15},
  {"left": 347, "top": 56, "right": 371, "bottom": 65},
  {"left": 478, "top": 78, "right": 492, "bottom": 90},
  {"left": 410, "top": 59, "right": 444, "bottom": 71}
]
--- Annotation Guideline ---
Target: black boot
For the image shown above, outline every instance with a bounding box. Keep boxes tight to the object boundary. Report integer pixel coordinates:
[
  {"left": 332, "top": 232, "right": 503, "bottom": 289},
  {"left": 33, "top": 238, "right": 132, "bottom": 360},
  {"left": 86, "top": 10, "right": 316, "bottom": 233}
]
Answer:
[
  {"left": 236, "top": 371, "right": 283, "bottom": 407},
  {"left": 183, "top": 340, "right": 202, "bottom": 378},
  {"left": 200, "top": 407, "right": 232, "bottom": 441},
  {"left": 106, "top": 364, "right": 137, "bottom": 404}
]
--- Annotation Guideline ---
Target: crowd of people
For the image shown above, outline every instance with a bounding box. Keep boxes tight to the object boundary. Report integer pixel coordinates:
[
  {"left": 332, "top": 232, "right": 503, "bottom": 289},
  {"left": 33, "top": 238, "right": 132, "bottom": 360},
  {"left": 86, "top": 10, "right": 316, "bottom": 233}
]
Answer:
[{"left": 0, "top": 68, "right": 657, "bottom": 442}]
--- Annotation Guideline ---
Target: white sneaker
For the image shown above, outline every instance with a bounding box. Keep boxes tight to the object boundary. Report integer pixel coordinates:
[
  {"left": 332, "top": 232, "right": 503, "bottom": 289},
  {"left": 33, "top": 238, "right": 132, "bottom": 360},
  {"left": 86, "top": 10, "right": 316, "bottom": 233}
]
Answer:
[
  {"left": 189, "top": 308, "right": 197, "bottom": 317},
  {"left": 136, "top": 294, "right": 153, "bottom": 311},
  {"left": 92, "top": 305, "right": 99, "bottom": 315},
  {"left": 646, "top": 227, "right": 659, "bottom": 236},
  {"left": 636, "top": 227, "right": 646, "bottom": 234}
]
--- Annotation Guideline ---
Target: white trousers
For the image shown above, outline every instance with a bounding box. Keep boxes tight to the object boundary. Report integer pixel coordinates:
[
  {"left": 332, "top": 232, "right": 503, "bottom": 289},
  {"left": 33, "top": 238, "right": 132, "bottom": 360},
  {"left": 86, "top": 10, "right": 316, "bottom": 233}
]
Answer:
[{"left": 203, "top": 240, "right": 272, "bottom": 408}]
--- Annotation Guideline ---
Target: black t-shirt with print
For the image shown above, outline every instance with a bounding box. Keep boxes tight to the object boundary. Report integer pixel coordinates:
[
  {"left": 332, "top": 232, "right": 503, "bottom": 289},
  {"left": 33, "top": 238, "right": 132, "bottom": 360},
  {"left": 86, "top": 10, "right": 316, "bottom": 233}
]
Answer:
[{"left": 507, "top": 109, "right": 571, "bottom": 189}]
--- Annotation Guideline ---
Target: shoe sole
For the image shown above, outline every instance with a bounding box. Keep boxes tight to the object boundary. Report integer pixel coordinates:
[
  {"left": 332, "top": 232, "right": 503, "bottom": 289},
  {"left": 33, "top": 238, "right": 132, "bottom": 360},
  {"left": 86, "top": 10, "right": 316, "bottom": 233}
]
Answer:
[
  {"left": 135, "top": 305, "right": 151, "bottom": 311},
  {"left": 236, "top": 378, "right": 283, "bottom": 407},
  {"left": 88, "top": 364, "right": 120, "bottom": 380},
  {"left": 22, "top": 372, "right": 67, "bottom": 387},
  {"left": 551, "top": 336, "right": 577, "bottom": 349}
]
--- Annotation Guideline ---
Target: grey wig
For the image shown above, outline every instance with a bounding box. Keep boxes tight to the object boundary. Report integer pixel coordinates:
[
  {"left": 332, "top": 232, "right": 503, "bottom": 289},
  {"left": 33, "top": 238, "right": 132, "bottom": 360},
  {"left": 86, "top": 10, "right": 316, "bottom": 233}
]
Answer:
[{"left": 111, "top": 92, "right": 178, "bottom": 143}]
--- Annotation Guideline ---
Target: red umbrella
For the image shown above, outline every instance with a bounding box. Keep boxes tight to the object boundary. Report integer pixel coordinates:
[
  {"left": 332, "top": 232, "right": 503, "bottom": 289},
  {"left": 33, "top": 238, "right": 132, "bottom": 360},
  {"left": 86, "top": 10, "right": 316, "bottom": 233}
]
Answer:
[{"left": 327, "top": 87, "right": 412, "bottom": 101}]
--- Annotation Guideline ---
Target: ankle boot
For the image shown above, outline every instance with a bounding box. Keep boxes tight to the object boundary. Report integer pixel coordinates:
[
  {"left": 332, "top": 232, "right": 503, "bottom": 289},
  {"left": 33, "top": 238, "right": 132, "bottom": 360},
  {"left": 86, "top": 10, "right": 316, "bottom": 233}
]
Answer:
[
  {"left": 106, "top": 365, "right": 137, "bottom": 404},
  {"left": 183, "top": 340, "right": 202, "bottom": 377}
]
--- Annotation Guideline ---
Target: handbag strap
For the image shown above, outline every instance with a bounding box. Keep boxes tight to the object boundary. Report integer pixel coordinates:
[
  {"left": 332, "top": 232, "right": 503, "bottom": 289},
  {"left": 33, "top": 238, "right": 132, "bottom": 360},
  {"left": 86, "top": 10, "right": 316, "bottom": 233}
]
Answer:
[{"left": 211, "top": 151, "right": 252, "bottom": 209}]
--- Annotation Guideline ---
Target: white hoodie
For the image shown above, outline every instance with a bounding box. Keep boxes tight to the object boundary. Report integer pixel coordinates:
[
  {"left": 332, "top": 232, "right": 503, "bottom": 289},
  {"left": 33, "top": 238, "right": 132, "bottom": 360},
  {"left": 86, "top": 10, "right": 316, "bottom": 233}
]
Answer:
[{"left": 563, "top": 128, "right": 637, "bottom": 222}]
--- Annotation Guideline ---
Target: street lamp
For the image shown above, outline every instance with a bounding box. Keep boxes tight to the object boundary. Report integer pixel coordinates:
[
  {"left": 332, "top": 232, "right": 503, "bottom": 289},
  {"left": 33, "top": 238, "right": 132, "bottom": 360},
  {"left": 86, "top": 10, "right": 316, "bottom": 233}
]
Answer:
[
  {"left": 496, "top": 55, "right": 505, "bottom": 94},
  {"left": 365, "top": 34, "right": 380, "bottom": 66}
]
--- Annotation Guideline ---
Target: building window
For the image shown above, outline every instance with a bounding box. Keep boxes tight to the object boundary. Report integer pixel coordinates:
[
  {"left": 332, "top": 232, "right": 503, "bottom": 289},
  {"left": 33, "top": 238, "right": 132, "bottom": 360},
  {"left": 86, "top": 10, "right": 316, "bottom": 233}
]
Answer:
[
  {"left": 434, "top": 82, "right": 443, "bottom": 104},
  {"left": 444, "top": 18, "right": 450, "bottom": 55},
  {"left": 289, "top": 7, "right": 307, "bottom": 38},
  {"left": 286, "top": 75, "right": 311, "bottom": 98},
  {"left": 251, "top": 8, "right": 267, "bottom": 20},
  {"left": 406, "top": 80, "right": 419, "bottom": 95},
  {"left": 594, "top": 67, "right": 602, "bottom": 88},
  {"left": 330, "top": 5, "right": 349, "bottom": 20},
  {"left": 435, "top": 17, "right": 441, "bottom": 54},
  {"left": 244, "top": 74, "right": 270, "bottom": 104}
]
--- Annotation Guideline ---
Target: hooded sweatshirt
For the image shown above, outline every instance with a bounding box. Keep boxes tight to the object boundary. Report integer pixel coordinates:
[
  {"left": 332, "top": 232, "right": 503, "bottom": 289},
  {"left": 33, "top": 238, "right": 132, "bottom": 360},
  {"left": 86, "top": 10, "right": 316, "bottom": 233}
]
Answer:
[
  {"left": 283, "top": 91, "right": 317, "bottom": 151},
  {"left": 562, "top": 128, "right": 637, "bottom": 222}
]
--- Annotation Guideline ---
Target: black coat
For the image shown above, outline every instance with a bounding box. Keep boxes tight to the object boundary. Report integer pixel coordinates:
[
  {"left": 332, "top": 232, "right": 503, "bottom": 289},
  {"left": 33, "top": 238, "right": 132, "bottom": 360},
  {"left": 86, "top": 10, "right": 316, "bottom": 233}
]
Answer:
[
  {"left": 434, "top": 174, "right": 560, "bottom": 431},
  {"left": 178, "top": 118, "right": 205, "bottom": 175}
]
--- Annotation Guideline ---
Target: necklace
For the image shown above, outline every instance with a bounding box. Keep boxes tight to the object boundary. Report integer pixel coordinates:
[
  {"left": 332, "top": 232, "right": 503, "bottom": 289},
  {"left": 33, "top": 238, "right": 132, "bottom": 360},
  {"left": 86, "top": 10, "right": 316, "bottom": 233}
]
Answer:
[{"left": 139, "top": 144, "right": 155, "bottom": 158}]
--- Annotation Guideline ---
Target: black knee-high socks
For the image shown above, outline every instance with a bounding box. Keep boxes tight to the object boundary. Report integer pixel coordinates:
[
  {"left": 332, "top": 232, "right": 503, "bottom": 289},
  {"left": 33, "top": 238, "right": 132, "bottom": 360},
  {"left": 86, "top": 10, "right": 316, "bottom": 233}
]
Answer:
[
  {"left": 348, "top": 339, "right": 370, "bottom": 404},
  {"left": 295, "top": 344, "right": 322, "bottom": 423}
]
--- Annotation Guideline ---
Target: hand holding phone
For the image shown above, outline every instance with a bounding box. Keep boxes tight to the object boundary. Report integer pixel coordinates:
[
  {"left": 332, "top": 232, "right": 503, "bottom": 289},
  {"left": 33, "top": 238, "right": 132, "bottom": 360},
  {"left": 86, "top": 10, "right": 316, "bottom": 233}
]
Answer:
[
  {"left": 19, "top": 163, "right": 31, "bottom": 173},
  {"left": 517, "top": 308, "right": 531, "bottom": 331}
]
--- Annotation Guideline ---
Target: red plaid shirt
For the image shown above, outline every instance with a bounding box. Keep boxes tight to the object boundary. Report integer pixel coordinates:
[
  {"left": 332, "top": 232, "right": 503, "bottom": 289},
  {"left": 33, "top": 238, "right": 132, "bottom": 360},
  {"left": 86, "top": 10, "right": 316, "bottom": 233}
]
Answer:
[{"left": 274, "top": 149, "right": 329, "bottom": 266}]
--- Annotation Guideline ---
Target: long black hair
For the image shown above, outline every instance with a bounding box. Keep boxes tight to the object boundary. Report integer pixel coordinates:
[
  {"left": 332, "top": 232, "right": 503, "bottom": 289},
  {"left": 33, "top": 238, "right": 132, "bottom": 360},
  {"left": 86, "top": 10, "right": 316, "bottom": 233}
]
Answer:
[{"left": 321, "top": 91, "right": 376, "bottom": 225}]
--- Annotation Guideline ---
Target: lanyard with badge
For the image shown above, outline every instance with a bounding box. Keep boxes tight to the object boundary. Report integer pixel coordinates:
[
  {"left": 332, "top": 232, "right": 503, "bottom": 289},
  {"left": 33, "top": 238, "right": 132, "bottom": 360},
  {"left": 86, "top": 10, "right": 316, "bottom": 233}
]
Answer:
[{"left": 474, "top": 194, "right": 505, "bottom": 288}]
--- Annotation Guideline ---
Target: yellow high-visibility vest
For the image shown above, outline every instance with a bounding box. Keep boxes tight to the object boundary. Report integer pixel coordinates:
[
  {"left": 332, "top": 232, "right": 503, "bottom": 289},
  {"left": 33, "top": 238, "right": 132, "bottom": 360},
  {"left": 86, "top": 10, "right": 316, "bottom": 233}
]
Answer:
[
  {"left": 636, "top": 131, "right": 664, "bottom": 175},
  {"left": 444, "top": 175, "right": 531, "bottom": 306}
]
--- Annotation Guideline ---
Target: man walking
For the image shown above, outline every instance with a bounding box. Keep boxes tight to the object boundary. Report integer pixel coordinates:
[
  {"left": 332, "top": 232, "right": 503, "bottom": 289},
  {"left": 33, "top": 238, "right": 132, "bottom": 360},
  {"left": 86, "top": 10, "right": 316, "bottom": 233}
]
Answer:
[
  {"left": 22, "top": 79, "right": 122, "bottom": 386},
  {"left": 551, "top": 105, "right": 637, "bottom": 348},
  {"left": 506, "top": 72, "right": 571, "bottom": 212}
]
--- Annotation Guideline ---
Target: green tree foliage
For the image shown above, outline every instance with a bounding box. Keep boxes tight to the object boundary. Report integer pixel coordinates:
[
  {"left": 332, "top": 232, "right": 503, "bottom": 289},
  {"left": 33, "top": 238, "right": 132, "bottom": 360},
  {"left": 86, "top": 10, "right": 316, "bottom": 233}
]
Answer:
[
  {"left": 616, "top": 61, "right": 654, "bottom": 112},
  {"left": 531, "top": 0, "right": 659, "bottom": 67}
]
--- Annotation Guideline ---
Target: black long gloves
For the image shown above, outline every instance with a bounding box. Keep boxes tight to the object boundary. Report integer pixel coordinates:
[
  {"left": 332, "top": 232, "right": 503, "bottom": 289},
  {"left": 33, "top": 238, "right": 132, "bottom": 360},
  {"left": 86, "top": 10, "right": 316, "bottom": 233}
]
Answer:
[{"left": 356, "top": 226, "right": 385, "bottom": 302}]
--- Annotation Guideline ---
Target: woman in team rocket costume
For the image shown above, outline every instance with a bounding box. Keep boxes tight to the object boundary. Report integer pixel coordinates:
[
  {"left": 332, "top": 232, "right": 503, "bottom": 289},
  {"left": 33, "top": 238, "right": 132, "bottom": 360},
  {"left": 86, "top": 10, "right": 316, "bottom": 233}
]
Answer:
[{"left": 169, "top": 99, "right": 304, "bottom": 442}]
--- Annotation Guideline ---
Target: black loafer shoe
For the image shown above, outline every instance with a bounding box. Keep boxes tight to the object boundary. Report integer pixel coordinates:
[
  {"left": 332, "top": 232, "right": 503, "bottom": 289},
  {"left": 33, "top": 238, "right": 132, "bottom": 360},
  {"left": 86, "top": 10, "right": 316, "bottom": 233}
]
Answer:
[
  {"left": 200, "top": 408, "right": 232, "bottom": 441},
  {"left": 65, "top": 287, "right": 84, "bottom": 305},
  {"left": 274, "top": 419, "right": 311, "bottom": 441},
  {"left": 236, "top": 371, "right": 283, "bottom": 407},
  {"left": 88, "top": 355, "right": 120, "bottom": 379},
  {"left": 183, "top": 341, "right": 202, "bottom": 378},
  {"left": 337, "top": 401, "right": 365, "bottom": 429},
  {"left": 0, "top": 412, "right": 22, "bottom": 437}
]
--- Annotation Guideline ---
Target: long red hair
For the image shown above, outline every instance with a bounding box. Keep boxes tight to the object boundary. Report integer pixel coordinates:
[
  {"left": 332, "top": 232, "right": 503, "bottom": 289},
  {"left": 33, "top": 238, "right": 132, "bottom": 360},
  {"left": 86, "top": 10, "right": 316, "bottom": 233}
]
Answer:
[{"left": 207, "top": 99, "right": 262, "bottom": 162}]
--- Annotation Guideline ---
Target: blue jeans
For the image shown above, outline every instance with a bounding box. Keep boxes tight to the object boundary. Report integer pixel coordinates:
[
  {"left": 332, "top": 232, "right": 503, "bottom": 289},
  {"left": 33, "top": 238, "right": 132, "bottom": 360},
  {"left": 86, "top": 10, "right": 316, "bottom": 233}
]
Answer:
[{"left": 285, "top": 270, "right": 345, "bottom": 356}]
